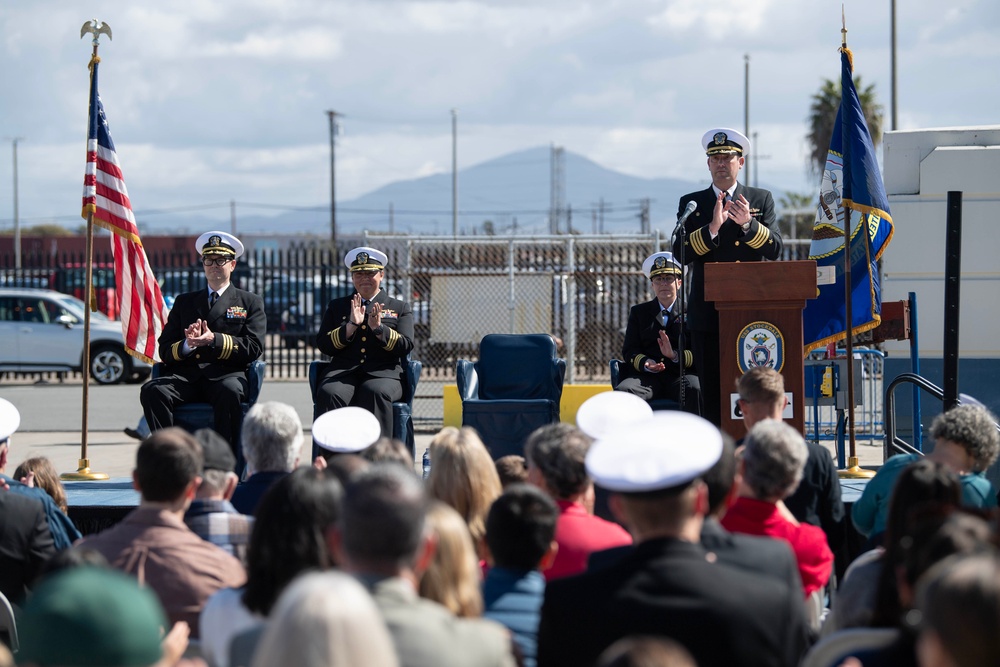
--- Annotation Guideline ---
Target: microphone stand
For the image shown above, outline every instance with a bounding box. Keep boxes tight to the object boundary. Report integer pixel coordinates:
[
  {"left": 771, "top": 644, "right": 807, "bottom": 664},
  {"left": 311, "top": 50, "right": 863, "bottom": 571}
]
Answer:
[{"left": 671, "top": 214, "right": 688, "bottom": 414}]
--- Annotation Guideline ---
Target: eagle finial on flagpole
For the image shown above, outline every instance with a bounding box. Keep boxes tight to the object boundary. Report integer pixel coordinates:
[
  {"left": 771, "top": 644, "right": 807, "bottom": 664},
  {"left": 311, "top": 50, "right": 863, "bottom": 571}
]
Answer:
[{"left": 80, "top": 19, "right": 112, "bottom": 47}]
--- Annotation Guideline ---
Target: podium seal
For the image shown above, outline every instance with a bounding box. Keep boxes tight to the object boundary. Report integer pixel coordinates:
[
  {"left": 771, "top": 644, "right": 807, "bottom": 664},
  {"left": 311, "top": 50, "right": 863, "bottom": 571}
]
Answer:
[{"left": 737, "top": 321, "right": 785, "bottom": 373}]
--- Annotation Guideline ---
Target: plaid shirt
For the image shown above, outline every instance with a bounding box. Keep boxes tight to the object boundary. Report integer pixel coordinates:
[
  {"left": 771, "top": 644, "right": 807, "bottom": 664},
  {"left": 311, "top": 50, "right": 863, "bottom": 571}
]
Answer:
[{"left": 184, "top": 498, "right": 254, "bottom": 566}]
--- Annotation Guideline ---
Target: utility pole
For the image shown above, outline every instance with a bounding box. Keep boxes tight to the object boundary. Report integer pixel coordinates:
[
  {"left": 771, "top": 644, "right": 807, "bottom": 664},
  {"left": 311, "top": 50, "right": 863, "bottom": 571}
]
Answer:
[
  {"left": 550, "top": 145, "right": 565, "bottom": 234},
  {"left": 451, "top": 109, "right": 458, "bottom": 236},
  {"left": 744, "top": 54, "right": 751, "bottom": 189},
  {"left": 230, "top": 199, "right": 237, "bottom": 236},
  {"left": 389, "top": 203, "right": 395, "bottom": 234},
  {"left": 326, "top": 110, "right": 339, "bottom": 249},
  {"left": 11, "top": 137, "right": 23, "bottom": 270},
  {"left": 890, "top": 0, "right": 898, "bottom": 130},
  {"left": 639, "top": 198, "right": 650, "bottom": 234}
]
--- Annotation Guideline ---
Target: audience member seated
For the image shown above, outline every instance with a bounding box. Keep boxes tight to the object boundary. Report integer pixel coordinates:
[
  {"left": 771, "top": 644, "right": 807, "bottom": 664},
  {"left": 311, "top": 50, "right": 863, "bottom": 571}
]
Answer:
[
  {"left": 184, "top": 428, "right": 254, "bottom": 565},
  {"left": 419, "top": 501, "right": 484, "bottom": 619},
  {"left": 495, "top": 455, "right": 529, "bottom": 488},
  {"left": 311, "top": 405, "right": 382, "bottom": 467},
  {"left": 231, "top": 401, "right": 304, "bottom": 516},
  {"left": 483, "top": 484, "right": 559, "bottom": 667},
  {"left": 249, "top": 571, "right": 400, "bottom": 667},
  {"left": 0, "top": 470, "right": 55, "bottom": 607},
  {"left": 200, "top": 467, "right": 343, "bottom": 667},
  {"left": 14, "top": 457, "right": 70, "bottom": 515},
  {"left": 537, "top": 412, "right": 810, "bottom": 667},
  {"left": 426, "top": 426, "right": 503, "bottom": 557},
  {"left": 914, "top": 551, "right": 1000, "bottom": 667},
  {"left": 737, "top": 367, "right": 845, "bottom": 551},
  {"left": 77, "top": 427, "right": 246, "bottom": 637},
  {"left": 615, "top": 251, "right": 701, "bottom": 414},
  {"left": 362, "top": 436, "right": 414, "bottom": 470},
  {"left": 330, "top": 464, "right": 517, "bottom": 667},
  {"left": 823, "top": 459, "right": 961, "bottom": 636},
  {"left": 0, "top": 397, "right": 80, "bottom": 550},
  {"left": 17, "top": 567, "right": 170, "bottom": 667},
  {"left": 525, "top": 422, "right": 631, "bottom": 580},
  {"left": 853, "top": 404, "right": 999, "bottom": 546},
  {"left": 596, "top": 636, "right": 697, "bottom": 667},
  {"left": 721, "top": 420, "right": 834, "bottom": 598},
  {"left": 842, "top": 512, "right": 996, "bottom": 666}
]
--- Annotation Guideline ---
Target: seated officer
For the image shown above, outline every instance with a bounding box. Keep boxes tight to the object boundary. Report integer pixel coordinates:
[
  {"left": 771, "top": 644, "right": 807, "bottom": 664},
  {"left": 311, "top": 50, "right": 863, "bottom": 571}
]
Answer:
[
  {"left": 615, "top": 251, "right": 701, "bottom": 414},
  {"left": 140, "top": 231, "right": 265, "bottom": 457},
  {"left": 315, "top": 247, "right": 414, "bottom": 437}
]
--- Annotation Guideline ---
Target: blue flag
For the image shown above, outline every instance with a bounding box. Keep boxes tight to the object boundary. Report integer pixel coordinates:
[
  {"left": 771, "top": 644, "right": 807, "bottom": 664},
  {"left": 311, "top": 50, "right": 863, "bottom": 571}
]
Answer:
[{"left": 803, "top": 47, "right": 894, "bottom": 353}]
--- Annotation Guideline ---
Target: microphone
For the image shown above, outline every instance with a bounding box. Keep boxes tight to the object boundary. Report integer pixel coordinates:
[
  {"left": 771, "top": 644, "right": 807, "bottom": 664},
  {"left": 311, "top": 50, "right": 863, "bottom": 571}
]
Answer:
[{"left": 672, "top": 200, "right": 697, "bottom": 242}]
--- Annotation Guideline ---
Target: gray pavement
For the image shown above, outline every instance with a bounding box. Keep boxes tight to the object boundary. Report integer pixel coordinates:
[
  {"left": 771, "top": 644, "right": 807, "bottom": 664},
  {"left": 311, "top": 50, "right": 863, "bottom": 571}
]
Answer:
[{"left": 1, "top": 376, "right": 883, "bottom": 479}]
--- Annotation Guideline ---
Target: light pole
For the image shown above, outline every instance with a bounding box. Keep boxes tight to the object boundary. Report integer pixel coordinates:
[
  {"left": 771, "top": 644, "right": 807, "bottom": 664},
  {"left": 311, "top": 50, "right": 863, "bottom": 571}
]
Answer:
[
  {"left": 890, "top": 0, "right": 898, "bottom": 130},
  {"left": 744, "top": 54, "right": 751, "bottom": 188},
  {"left": 451, "top": 108, "right": 458, "bottom": 236},
  {"left": 326, "top": 110, "right": 339, "bottom": 248},
  {"left": 11, "top": 137, "right": 23, "bottom": 270}
]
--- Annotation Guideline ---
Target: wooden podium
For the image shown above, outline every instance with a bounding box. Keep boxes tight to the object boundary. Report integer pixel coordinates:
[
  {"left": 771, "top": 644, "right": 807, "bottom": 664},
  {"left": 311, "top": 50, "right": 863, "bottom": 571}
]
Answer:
[{"left": 704, "top": 260, "right": 816, "bottom": 441}]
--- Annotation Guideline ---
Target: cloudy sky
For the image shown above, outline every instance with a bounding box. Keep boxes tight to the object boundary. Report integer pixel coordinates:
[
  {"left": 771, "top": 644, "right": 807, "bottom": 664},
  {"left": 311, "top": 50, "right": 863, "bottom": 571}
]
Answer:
[{"left": 1, "top": 0, "right": 996, "bottom": 230}]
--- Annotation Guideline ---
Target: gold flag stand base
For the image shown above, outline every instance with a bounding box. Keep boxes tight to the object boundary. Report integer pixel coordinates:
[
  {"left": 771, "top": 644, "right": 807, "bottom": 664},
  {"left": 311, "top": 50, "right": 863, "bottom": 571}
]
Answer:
[
  {"left": 838, "top": 455, "right": 877, "bottom": 479},
  {"left": 61, "top": 459, "right": 110, "bottom": 481}
]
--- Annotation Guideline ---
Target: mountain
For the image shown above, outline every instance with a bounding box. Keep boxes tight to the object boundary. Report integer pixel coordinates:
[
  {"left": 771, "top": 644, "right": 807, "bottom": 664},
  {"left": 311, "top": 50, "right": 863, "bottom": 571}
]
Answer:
[{"left": 138, "top": 146, "right": 782, "bottom": 237}]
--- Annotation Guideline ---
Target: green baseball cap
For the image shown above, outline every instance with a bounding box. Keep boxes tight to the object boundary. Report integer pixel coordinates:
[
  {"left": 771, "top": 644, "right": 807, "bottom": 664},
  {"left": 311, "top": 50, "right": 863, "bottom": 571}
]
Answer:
[{"left": 18, "top": 567, "right": 166, "bottom": 666}]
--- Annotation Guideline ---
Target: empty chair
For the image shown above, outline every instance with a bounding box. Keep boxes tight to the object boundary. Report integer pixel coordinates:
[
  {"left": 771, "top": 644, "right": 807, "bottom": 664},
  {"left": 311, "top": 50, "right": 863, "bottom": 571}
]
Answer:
[{"left": 457, "top": 334, "right": 566, "bottom": 459}]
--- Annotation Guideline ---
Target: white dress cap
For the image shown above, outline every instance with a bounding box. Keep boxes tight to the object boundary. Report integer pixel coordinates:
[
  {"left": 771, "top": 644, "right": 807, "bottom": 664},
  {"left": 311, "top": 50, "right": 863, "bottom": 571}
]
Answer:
[
  {"left": 0, "top": 398, "right": 20, "bottom": 442},
  {"left": 195, "top": 231, "right": 245, "bottom": 259},
  {"left": 576, "top": 391, "right": 654, "bottom": 440},
  {"left": 586, "top": 411, "right": 723, "bottom": 492},
  {"left": 312, "top": 406, "right": 381, "bottom": 453}
]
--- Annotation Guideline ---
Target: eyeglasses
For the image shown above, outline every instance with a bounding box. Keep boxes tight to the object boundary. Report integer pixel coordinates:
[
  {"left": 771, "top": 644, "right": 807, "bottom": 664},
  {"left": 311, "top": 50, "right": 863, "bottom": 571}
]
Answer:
[
  {"left": 353, "top": 270, "right": 381, "bottom": 277},
  {"left": 651, "top": 275, "right": 678, "bottom": 284},
  {"left": 202, "top": 257, "right": 233, "bottom": 266}
]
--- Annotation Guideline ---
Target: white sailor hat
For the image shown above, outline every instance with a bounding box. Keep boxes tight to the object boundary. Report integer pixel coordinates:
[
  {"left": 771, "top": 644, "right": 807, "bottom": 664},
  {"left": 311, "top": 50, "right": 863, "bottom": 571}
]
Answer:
[
  {"left": 585, "top": 411, "right": 723, "bottom": 493},
  {"left": 0, "top": 397, "right": 21, "bottom": 443},
  {"left": 344, "top": 247, "right": 388, "bottom": 273},
  {"left": 312, "top": 407, "right": 381, "bottom": 453},
  {"left": 195, "top": 231, "right": 245, "bottom": 259},
  {"left": 576, "top": 391, "right": 654, "bottom": 440},
  {"left": 702, "top": 128, "right": 750, "bottom": 157},
  {"left": 641, "top": 252, "right": 682, "bottom": 280}
]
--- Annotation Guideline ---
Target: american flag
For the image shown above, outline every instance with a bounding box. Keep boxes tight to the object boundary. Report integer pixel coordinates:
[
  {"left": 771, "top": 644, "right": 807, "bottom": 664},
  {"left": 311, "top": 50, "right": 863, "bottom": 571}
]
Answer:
[{"left": 82, "top": 55, "right": 167, "bottom": 363}]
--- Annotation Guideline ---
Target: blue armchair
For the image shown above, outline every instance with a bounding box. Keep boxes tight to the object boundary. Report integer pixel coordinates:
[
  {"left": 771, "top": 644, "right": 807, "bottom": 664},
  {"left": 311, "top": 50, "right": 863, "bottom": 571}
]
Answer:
[
  {"left": 457, "top": 334, "right": 566, "bottom": 459},
  {"left": 150, "top": 359, "right": 266, "bottom": 473},
  {"left": 309, "top": 357, "right": 422, "bottom": 461}
]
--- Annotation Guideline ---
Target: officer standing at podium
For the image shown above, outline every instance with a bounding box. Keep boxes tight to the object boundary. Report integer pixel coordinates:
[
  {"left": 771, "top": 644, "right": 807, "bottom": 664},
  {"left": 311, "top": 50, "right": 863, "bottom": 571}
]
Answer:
[{"left": 672, "top": 128, "right": 782, "bottom": 425}]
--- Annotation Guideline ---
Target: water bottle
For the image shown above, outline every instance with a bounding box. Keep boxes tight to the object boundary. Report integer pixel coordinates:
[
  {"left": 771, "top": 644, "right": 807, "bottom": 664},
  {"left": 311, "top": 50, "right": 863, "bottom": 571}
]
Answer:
[{"left": 422, "top": 448, "right": 431, "bottom": 479}]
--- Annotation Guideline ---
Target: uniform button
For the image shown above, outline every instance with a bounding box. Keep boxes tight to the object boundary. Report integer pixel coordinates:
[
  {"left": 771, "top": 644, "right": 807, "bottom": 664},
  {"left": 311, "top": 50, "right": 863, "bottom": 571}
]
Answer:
[
  {"left": 735, "top": 241, "right": 740, "bottom": 246},
  {"left": 735, "top": 260, "right": 741, "bottom": 263},
  {"left": 361, "top": 325, "right": 367, "bottom": 330},
  {"left": 195, "top": 354, "right": 201, "bottom": 359},
  {"left": 361, "top": 337, "right": 367, "bottom": 342},
  {"left": 360, "top": 348, "right": 366, "bottom": 353}
]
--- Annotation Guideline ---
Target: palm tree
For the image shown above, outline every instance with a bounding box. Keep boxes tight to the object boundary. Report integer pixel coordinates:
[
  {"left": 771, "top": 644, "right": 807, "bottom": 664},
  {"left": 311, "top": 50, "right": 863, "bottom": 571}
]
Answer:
[{"left": 806, "top": 75, "right": 884, "bottom": 177}]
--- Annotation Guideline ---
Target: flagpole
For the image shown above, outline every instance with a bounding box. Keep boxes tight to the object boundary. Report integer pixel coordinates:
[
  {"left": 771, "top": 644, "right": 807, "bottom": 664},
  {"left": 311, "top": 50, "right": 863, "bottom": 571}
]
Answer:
[
  {"left": 838, "top": 11, "right": 874, "bottom": 479},
  {"left": 63, "top": 20, "right": 111, "bottom": 481}
]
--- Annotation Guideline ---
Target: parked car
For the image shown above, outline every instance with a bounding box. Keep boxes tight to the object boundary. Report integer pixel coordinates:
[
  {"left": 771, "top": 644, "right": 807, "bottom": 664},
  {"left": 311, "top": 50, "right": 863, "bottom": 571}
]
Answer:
[{"left": 0, "top": 288, "right": 151, "bottom": 384}]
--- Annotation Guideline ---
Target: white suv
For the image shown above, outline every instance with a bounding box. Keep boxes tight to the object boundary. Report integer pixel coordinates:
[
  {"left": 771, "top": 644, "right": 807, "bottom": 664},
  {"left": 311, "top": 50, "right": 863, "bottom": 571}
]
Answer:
[{"left": 0, "top": 287, "right": 151, "bottom": 384}]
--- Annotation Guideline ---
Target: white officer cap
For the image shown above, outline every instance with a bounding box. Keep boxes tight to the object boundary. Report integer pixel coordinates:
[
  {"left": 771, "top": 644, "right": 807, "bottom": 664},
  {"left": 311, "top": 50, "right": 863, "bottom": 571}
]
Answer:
[
  {"left": 195, "top": 231, "right": 245, "bottom": 259},
  {"left": 344, "top": 247, "right": 388, "bottom": 273},
  {"left": 576, "top": 391, "right": 654, "bottom": 440},
  {"left": 312, "top": 407, "right": 381, "bottom": 453},
  {"left": 0, "top": 397, "right": 21, "bottom": 442},
  {"left": 702, "top": 128, "right": 750, "bottom": 156},
  {"left": 641, "top": 252, "right": 682, "bottom": 280},
  {"left": 586, "top": 411, "right": 723, "bottom": 492}
]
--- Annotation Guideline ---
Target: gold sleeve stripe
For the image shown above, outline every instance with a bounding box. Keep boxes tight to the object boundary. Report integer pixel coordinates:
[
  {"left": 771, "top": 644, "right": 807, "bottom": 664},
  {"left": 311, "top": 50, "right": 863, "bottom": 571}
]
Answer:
[
  {"left": 331, "top": 326, "right": 347, "bottom": 350},
  {"left": 690, "top": 229, "right": 711, "bottom": 256},
  {"left": 384, "top": 327, "right": 399, "bottom": 352},
  {"left": 747, "top": 225, "right": 770, "bottom": 249},
  {"left": 218, "top": 333, "right": 233, "bottom": 360},
  {"left": 632, "top": 355, "right": 646, "bottom": 372},
  {"left": 684, "top": 350, "right": 694, "bottom": 368},
  {"left": 170, "top": 341, "right": 184, "bottom": 361}
]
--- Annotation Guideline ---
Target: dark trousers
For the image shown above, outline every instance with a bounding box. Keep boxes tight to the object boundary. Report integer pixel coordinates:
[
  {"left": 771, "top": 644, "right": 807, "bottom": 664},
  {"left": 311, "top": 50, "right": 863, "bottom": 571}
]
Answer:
[
  {"left": 316, "top": 370, "right": 402, "bottom": 438},
  {"left": 140, "top": 374, "right": 249, "bottom": 453},
  {"left": 692, "top": 329, "right": 722, "bottom": 426},
  {"left": 615, "top": 373, "right": 703, "bottom": 416}
]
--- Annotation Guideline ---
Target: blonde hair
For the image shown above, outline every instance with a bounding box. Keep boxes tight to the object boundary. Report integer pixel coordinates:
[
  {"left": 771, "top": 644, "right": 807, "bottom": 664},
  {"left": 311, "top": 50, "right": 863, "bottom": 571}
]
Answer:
[
  {"left": 418, "top": 501, "right": 484, "bottom": 618},
  {"left": 251, "top": 571, "right": 399, "bottom": 667},
  {"left": 426, "top": 426, "right": 502, "bottom": 546},
  {"left": 14, "top": 457, "right": 68, "bottom": 513}
]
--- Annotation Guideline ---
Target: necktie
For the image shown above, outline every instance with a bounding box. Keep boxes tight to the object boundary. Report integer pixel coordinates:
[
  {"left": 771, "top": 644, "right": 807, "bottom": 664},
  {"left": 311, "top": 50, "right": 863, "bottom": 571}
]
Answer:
[
  {"left": 660, "top": 309, "right": 669, "bottom": 326},
  {"left": 210, "top": 291, "right": 219, "bottom": 308}
]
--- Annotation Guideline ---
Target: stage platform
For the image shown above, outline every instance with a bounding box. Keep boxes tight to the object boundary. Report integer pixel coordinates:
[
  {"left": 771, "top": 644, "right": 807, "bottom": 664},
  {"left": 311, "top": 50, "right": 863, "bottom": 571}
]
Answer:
[{"left": 65, "top": 478, "right": 139, "bottom": 535}]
